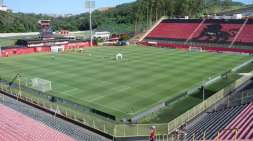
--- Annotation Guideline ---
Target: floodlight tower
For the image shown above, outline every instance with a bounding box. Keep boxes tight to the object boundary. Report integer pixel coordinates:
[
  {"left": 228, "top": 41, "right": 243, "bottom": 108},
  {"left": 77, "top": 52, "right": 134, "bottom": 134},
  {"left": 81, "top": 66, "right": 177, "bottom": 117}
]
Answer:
[
  {"left": 85, "top": 0, "right": 95, "bottom": 47},
  {"left": 38, "top": 20, "right": 53, "bottom": 40},
  {"left": 0, "top": 0, "right": 8, "bottom": 12}
]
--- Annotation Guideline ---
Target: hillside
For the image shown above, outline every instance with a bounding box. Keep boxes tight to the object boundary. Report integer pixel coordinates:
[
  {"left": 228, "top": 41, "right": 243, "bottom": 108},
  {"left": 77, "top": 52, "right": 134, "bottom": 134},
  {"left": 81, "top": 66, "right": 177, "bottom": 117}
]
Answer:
[
  {"left": 0, "top": 0, "right": 247, "bottom": 34},
  {"left": 0, "top": 12, "right": 43, "bottom": 33},
  {"left": 205, "top": 0, "right": 245, "bottom": 14},
  {"left": 217, "top": 5, "right": 253, "bottom": 16}
]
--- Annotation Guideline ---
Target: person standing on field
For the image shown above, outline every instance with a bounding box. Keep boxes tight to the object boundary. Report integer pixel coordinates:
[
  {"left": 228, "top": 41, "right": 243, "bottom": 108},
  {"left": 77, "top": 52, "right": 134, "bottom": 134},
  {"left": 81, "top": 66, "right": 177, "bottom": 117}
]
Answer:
[{"left": 150, "top": 126, "right": 156, "bottom": 141}]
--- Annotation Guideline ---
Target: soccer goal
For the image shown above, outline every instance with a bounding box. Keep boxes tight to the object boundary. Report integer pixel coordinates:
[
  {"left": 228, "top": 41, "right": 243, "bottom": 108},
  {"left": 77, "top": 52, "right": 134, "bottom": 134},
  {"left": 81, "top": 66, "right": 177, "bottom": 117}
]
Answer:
[
  {"left": 31, "top": 78, "right": 52, "bottom": 93},
  {"left": 189, "top": 46, "right": 203, "bottom": 52},
  {"left": 51, "top": 46, "right": 65, "bottom": 54}
]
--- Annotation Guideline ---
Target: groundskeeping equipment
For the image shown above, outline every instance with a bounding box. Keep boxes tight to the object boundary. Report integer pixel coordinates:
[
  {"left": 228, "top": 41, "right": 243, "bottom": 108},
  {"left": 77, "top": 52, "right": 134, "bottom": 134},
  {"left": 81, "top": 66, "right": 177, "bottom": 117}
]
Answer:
[{"left": 31, "top": 78, "right": 52, "bottom": 93}]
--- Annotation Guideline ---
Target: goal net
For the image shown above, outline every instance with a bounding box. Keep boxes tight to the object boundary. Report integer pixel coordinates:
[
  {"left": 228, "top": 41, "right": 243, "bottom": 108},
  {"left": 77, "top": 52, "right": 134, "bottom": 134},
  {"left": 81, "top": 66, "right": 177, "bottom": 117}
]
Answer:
[
  {"left": 189, "top": 46, "right": 203, "bottom": 52},
  {"left": 31, "top": 78, "right": 52, "bottom": 93},
  {"left": 51, "top": 46, "right": 65, "bottom": 54}
]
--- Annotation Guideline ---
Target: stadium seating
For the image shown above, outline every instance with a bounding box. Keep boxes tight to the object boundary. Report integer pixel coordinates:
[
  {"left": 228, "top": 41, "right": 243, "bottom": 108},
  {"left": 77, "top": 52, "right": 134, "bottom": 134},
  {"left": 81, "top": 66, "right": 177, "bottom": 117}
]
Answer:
[
  {"left": 218, "top": 102, "right": 253, "bottom": 140},
  {"left": 236, "top": 24, "right": 253, "bottom": 44},
  {"left": 142, "top": 18, "right": 253, "bottom": 53},
  {"left": 192, "top": 23, "right": 242, "bottom": 44},
  {"left": 147, "top": 23, "right": 199, "bottom": 40},
  {"left": 1, "top": 93, "right": 108, "bottom": 141},
  {"left": 0, "top": 104, "right": 74, "bottom": 141},
  {"left": 192, "top": 19, "right": 245, "bottom": 43},
  {"left": 185, "top": 104, "right": 247, "bottom": 140},
  {"left": 146, "top": 19, "right": 202, "bottom": 41}
]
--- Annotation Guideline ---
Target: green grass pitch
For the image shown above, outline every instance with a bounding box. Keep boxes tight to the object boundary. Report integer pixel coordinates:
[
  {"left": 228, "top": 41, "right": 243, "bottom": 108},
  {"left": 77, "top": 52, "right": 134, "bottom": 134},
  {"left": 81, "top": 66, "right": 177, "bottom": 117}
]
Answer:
[{"left": 0, "top": 46, "right": 252, "bottom": 119}]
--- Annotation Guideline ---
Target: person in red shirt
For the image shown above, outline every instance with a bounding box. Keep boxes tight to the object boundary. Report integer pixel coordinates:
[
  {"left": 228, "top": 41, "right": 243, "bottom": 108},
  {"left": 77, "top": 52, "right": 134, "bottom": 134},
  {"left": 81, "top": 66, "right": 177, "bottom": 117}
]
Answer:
[{"left": 150, "top": 126, "right": 156, "bottom": 141}]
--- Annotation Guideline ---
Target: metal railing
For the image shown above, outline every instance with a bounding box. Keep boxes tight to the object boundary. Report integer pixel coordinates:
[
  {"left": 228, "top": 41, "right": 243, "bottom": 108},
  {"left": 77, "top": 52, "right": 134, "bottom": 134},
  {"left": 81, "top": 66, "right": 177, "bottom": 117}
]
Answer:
[
  {"left": 0, "top": 82, "right": 116, "bottom": 136},
  {"left": 216, "top": 128, "right": 239, "bottom": 141}
]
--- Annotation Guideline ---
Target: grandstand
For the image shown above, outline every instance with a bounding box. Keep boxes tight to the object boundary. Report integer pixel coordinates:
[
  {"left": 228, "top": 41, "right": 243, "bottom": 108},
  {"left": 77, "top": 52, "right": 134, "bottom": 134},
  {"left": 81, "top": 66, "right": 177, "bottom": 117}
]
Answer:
[
  {"left": 184, "top": 78, "right": 253, "bottom": 141},
  {"left": 0, "top": 92, "right": 110, "bottom": 141},
  {"left": 185, "top": 104, "right": 247, "bottom": 140},
  {"left": 141, "top": 18, "right": 253, "bottom": 53},
  {"left": 0, "top": 104, "right": 74, "bottom": 141},
  {"left": 185, "top": 102, "right": 253, "bottom": 141},
  {"left": 219, "top": 103, "right": 253, "bottom": 140}
]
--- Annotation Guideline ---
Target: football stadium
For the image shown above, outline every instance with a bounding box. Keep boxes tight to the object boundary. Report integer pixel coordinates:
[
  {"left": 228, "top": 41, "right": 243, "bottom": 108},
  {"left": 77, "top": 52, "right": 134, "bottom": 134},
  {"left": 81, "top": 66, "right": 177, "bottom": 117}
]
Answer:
[{"left": 0, "top": 0, "right": 253, "bottom": 141}]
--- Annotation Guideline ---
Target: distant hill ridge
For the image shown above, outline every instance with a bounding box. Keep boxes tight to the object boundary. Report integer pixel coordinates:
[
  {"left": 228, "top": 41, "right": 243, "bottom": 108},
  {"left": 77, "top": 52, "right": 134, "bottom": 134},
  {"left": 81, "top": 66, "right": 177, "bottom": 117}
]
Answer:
[
  {"left": 217, "top": 5, "right": 253, "bottom": 16},
  {"left": 0, "top": 0, "right": 248, "bottom": 33}
]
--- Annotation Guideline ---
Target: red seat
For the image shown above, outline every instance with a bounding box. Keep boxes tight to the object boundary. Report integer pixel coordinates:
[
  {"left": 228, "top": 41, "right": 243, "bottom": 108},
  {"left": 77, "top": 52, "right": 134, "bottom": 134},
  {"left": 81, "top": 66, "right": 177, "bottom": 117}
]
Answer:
[
  {"left": 236, "top": 25, "right": 253, "bottom": 43},
  {"left": 147, "top": 23, "right": 199, "bottom": 39},
  {"left": 0, "top": 105, "right": 74, "bottom": 141},
  {"left": 145, "top": 19, "right": 253, "bottom": 46},
  {"left": 219, "top": 103, "right": 253, "bottom": 140}
]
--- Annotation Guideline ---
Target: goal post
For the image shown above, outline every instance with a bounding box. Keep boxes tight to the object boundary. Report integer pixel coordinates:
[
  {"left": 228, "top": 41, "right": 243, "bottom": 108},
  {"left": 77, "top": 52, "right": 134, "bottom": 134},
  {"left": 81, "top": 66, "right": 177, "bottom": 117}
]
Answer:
[
  {"left": 51, "top": 45, "right": 65, "bottom": 54},
  {"left": 0, "top": 46, "right": 2, "bottom": 57},
  {"left": 189, "top": 46, "right": 203, "bottom": 52},
  {"left": 31, "top": 78, "right": 52, "bottom": 93}
]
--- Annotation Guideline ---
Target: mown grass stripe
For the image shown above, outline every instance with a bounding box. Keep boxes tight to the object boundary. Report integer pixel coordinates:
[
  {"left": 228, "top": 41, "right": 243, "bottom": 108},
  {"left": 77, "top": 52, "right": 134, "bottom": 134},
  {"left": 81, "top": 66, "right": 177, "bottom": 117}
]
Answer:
[{"left": 0, "top": 46, "right": 251, "bottom": 118}]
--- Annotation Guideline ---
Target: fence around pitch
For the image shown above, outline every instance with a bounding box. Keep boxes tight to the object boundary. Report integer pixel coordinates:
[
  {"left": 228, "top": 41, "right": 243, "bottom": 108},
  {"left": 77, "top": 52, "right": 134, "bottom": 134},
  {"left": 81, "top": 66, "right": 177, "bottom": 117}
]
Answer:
[
  {"left": 0, "top": 70, "right": 252, "bottom": 138},
  {"left": 0, "top": 82, "right": 115, "bottom": 136},
  {"left": 113, "top": 71, "right": 253, "bottom": 137}
]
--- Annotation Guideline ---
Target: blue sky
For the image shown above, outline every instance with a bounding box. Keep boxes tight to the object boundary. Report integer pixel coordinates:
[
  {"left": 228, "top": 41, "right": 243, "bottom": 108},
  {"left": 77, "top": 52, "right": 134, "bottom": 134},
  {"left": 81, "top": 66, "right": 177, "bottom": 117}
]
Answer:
[
  {"left": 4, "top": 0, "right": 136, "bottom": 14},
  {"left": 235, "top": 0, "right": 252, "bottom": 4},
  {"left": 3, "top": 0, "right": 252, "bottom": 14}
]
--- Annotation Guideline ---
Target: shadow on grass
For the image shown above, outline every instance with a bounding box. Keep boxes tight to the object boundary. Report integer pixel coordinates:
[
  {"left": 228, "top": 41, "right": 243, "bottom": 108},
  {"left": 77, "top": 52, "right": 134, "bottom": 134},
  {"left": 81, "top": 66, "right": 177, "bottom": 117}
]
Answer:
[{"left": 140, "top": 71, "right": 248, "bottom": 123}]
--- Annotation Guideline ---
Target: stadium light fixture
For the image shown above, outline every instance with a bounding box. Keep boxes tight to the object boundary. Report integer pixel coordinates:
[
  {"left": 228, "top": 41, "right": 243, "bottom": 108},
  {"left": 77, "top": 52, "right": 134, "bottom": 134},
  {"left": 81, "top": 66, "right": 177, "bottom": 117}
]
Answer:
[{"left": 85, "top": 0, "right": 95, "bottom": 47}]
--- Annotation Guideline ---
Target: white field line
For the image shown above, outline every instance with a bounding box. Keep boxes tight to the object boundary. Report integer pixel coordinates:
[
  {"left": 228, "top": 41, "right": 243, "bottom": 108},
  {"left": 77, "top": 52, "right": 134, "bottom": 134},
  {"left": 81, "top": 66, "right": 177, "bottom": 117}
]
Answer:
[
  {"left": 59, "top": 82, "right": 128, "bottom": 115},
  {"left": 89, "top": 101, "right": 128, "bottom": 115},
  {"left": 88, "top": 85, "right": 132, "bottom": 102},
  {"left": 59, "top": 89, "right": 128, "bottom": 115},
  {"left": 2, "top": 47, "right": 251, "bottom": 117},
  {"left": 127, "top": 58, "right": 251, "bottom": 116},
  {"left": 61, "top": 88, "right": 80, "bottom": 96}
]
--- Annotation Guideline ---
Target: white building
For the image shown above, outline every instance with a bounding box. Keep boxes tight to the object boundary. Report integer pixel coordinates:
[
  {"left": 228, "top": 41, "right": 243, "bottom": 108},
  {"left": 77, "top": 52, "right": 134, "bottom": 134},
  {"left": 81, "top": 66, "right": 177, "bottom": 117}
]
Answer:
[
  {"left": 94, "top": 31, "right": 111, "bottom": 41},
  {"left": 0, "top": 6, "right": 8, "bottom": 12},
  {"left": 0, "top": 0, "right": 8, "bottom": 12}
]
